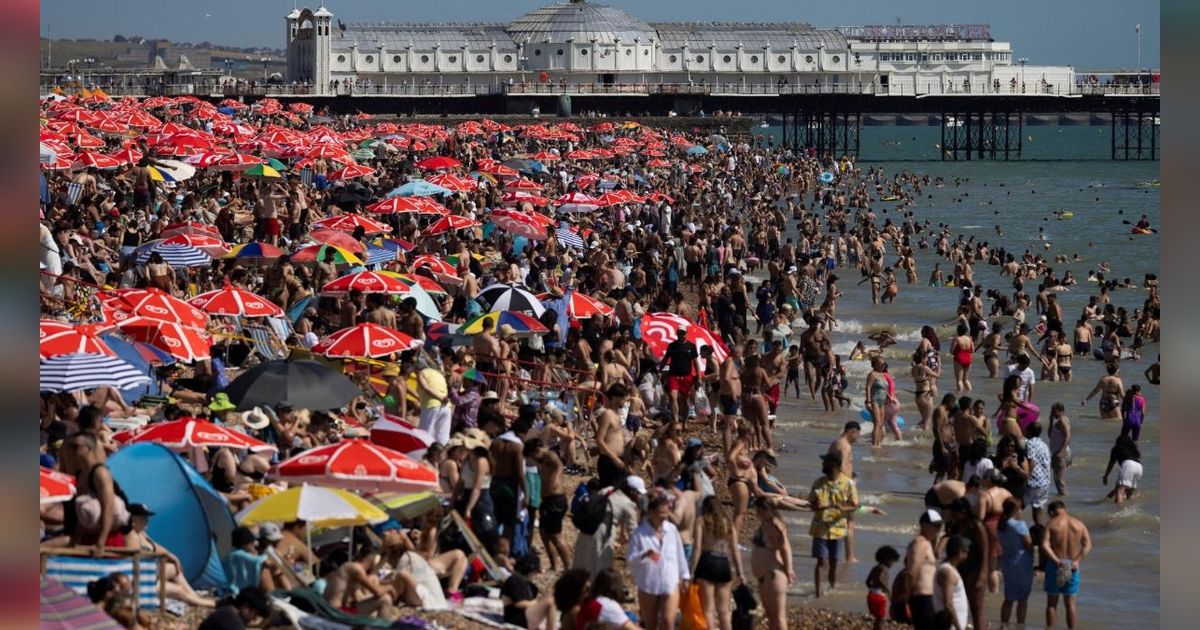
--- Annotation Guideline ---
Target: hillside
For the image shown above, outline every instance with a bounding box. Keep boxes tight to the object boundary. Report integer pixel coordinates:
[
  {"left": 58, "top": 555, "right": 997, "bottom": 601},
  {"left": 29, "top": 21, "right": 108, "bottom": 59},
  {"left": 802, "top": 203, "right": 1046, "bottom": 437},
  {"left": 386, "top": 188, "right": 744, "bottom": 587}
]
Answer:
[{"left": 40, "top": 38, "right": 285, "bottom": 77}]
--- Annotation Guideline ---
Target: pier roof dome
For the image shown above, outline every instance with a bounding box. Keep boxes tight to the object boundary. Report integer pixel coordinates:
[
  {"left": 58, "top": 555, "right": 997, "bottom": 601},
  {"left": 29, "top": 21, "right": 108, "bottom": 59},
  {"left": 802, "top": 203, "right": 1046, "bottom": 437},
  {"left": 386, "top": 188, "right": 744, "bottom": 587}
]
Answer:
[{"left": 507, "top": 1, "right": 657, "bottom": 45}]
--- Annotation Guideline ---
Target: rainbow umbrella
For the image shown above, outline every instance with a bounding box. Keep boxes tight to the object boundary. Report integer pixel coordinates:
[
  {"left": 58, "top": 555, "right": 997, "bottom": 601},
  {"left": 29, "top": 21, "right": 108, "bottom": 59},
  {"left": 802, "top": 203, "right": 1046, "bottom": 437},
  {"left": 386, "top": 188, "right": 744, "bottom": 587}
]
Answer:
[
  {"left": 226, "top": 241, "right": 286, "bottom": 260},
  {"left": 290, "top": 244, "right": 363, "bottom": 265},
  {"left": 459, "top": 311, "right": 548, "bottom": 336}
]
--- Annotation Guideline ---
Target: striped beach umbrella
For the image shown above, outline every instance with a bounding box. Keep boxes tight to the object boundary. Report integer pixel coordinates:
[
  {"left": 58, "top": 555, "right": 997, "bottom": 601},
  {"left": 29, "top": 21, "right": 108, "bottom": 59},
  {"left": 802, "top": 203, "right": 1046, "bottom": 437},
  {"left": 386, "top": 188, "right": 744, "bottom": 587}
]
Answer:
[
  {"left": 39, "top": 353, "right": 152, "bottom": 392},
  {"left": 237, "top": 484, "right": 387, "bottom": 528},
  {"left": 362, "top": 243, "right": 398, "bottom": 266},
  {"left": 475, "top": 283, "right": 546, "bottom": 317},
  {"left": 136, "top": 241, "right": 212, "bottom": 267}
]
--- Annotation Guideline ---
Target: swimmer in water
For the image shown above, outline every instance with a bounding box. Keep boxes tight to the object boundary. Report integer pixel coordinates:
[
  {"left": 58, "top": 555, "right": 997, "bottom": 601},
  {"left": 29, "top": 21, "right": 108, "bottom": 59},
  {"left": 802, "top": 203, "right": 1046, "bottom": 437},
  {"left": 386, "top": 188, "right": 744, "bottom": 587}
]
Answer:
[
  {"left": 868, "top": 331, "right": 897, "bottom": 351},
  {"left": 995, "top": 225, "right": 1004, "bottom": 236}
]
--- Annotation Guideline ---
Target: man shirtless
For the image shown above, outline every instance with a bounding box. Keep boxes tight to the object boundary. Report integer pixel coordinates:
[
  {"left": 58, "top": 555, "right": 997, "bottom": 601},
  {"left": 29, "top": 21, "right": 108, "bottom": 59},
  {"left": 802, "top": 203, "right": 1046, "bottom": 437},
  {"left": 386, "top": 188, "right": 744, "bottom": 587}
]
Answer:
[
  {"left": 1041, "top": 501, "right": 1092, "bottom": 629},
  {"left": 669, "top": 482, "right": 701, "bottom": 567},
  {"left": 595, "top": 383, "right": 631, "bottom": 488},
  {"left": 323, "top": 545, "right": 412, "bottom": 618},
  {"left": 471, "top": 316, "right": 502, "bottom": 374},
  {"left": 365, "top": 295, "right": 399, "bottom": 329},
  {"left": 1082, "top": 363, "right": 1125, "bottom": 420},
  {"left": 717, "top": 346, "right": 743, "bottom": 452},
  {"left": 952, "top": 397, "right": 988, "bottom": 465},
  {"left": 931, "top": 394, "right": 960, "bottom": 482},
  {"left": 530, "top": 439, "right": 571, "bottom": 570},
  {"left": 905, "top": 509, "right": 944, "bottom": 630},
  {"left": 799, "top": 316, "right": 827, "bottom": 399}
]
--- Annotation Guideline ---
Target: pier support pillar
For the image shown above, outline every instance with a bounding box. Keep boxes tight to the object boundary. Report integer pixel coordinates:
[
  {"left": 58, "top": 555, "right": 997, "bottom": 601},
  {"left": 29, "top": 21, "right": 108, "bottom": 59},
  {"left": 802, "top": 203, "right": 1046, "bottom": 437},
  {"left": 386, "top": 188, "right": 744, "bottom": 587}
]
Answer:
[
  {"left": 1111, "top": 109, "right": 1159, "bottom": 160},
  {"left": 782, "top": 111, "right": 860, "bottom": 158},
  {"left": 940, "top": 112, "right": 1021, "bottom": 160}
]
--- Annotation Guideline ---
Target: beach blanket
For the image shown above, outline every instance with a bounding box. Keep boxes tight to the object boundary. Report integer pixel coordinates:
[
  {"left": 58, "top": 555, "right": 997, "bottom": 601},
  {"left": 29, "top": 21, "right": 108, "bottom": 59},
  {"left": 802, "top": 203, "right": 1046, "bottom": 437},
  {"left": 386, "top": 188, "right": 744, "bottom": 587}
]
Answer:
[
  {"left": 44, "top": 555, "right": 160, "bottom": 609},
  {"left": 396, "top": 551, "right": 449, "bottom": 610}
]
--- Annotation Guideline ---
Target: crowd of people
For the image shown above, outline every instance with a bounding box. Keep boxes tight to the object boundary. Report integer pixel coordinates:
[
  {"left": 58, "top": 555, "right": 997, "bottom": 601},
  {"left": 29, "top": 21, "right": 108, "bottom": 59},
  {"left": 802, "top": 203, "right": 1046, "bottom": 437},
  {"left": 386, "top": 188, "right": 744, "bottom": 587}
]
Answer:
[{"left": 38, "top": 93, "right": 1157, "bottom": 630}]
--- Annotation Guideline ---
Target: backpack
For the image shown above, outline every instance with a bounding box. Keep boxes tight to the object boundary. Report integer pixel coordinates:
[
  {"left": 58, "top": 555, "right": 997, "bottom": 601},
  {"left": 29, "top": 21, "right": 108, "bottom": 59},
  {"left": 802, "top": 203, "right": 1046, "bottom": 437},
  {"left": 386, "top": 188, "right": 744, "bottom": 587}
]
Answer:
[{"left": 570, "top": 485, "right": 612, "bottom": 536}]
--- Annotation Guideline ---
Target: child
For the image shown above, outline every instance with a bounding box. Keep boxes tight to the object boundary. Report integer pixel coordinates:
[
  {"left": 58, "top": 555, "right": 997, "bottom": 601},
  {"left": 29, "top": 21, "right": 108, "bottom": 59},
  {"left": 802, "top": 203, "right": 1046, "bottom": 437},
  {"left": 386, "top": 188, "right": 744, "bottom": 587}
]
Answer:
[
  {"left": 785, "top": 345, "right": 802, "bottom": 398},
  {"left": 866, "top": 545, "right": 901, "bottom": 630},
  {"left": 828, "top": 356, "right": 852, "bottom": 408}
]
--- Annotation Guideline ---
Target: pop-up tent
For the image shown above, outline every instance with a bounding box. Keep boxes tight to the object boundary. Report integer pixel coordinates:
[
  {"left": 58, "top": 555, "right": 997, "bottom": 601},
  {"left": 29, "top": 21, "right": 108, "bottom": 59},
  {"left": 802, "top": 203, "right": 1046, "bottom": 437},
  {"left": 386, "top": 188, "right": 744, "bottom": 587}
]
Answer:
[{"left": 108, "top": 443, "right": 234, "bottom": 591}]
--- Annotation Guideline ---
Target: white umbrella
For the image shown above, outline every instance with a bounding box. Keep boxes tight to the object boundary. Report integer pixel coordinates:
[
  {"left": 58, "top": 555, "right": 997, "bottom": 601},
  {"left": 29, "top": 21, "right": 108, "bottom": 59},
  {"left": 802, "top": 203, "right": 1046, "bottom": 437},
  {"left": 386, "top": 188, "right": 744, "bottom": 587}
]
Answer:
[
  {"left": 403, "top": 282, "right": 442, "bottom": 321},
  {"left": 40, "top": 142, "right": 58, "bottom": 165},
  {"left": 154, "top": 159, "right": 197, "bottom": 182},
  {"left": 39, "top": 353, "right": 152, "bottom": 392}
]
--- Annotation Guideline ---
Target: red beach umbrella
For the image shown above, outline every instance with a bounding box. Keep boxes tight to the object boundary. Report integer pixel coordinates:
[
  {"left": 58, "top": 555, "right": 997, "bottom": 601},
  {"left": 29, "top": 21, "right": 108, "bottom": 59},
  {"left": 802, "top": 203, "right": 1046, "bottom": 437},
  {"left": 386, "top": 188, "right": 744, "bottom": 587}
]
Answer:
[
  {"left": 274, "top": 439, "right": 437, "bottom": 492},
  {"left": 311, "top": 323, "right": 421, "bottom": 358}
]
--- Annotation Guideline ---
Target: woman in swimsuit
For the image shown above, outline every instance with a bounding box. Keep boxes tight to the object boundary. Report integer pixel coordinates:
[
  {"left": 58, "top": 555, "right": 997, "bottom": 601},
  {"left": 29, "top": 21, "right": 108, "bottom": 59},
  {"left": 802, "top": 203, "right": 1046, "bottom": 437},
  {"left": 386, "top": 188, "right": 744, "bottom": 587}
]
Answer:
[
  {"left": 741, "top": 354, "right": 772, "bottom": 451},
  {"left": 691, "top": 496, "right": 745, "bottom": 630},
  {"left": 124, "top": 505, "right": 216, "bottom": 607},
  {"left": 911, "top": 350, "right": 940, "bottom": 431},
  {"left": 981, "top": 322, "right": 1004, "bottom": 378},
  {"left": 1054, "top": 331, "right": 1073, "bottom": 382},
  {"left": 950, "top": 323, "right": 975, "bottom": 392},
  {"left": 865, "top": 356, "right": 890, "bottom": 447},
  {"left": 750, "top": 498, "right": 794, "bottom": 630},
  {"left": 974, "top": 470, "right": 1013, "bottom": 594},
  {"left": 726, "top": 423, "right": 759, "bottom": 532}
]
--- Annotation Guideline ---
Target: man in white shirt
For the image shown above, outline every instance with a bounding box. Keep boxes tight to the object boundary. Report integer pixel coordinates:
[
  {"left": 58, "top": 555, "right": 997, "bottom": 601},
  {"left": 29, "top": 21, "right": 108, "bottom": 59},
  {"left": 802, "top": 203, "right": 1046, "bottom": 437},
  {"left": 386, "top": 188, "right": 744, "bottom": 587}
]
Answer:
[
  {"left": 1006, "top": 353, "right": 1036, "bottom": 402},
  {"left": 572, "top": 476, "right": 642, "bottom": 577}
]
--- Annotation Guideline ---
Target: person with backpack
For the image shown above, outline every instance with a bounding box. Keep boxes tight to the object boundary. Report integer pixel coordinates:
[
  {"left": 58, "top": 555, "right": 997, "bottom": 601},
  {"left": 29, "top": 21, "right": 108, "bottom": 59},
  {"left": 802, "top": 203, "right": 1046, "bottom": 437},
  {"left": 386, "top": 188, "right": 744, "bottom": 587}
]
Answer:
[{"left": 571, "top": 476, "right": 643, "bottom": 577}]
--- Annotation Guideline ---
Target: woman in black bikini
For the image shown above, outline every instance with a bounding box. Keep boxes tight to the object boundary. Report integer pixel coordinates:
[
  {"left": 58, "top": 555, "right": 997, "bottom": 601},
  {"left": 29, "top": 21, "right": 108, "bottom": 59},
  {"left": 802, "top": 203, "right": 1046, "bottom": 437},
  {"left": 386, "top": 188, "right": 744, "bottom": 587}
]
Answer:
[
  {"left": 750, "top": 498, "right": 794, "bottom": 630},
  {"left": 911, "top": 350, "right": 940, "bottom": 431},
  {"left": 726, "top": 423, "right": 759, "bottom": 532}
]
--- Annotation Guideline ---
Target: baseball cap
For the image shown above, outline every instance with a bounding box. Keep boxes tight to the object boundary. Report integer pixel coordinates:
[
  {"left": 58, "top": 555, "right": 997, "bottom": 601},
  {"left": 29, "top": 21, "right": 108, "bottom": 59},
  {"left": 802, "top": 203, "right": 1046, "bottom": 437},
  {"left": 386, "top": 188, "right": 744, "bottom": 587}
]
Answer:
[
  {"left": 128, "top": 503, "right": 155, "bottom": 518},
  {"left": 625, "top": 475, "right": 648, "bottom": 495},
  {"left": 920, "top": 509, "right": 944, "bottom": 526},
  {"left": 686, "top": 437, "right": 703, "bottom": 449},
  {"left": 372, "top": 518, "right": 404, "bottom": 536}
]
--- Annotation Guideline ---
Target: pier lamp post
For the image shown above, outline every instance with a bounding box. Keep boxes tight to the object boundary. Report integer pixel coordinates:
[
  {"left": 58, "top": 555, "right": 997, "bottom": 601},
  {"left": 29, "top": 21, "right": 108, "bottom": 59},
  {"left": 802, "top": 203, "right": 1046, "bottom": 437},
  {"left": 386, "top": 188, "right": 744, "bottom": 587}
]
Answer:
[
  {"left": 261, "top": 57, "right": 269, "bottom": 81},
  {"left": 1018, "top": 57, "right": 1028, "bottom": 93}
]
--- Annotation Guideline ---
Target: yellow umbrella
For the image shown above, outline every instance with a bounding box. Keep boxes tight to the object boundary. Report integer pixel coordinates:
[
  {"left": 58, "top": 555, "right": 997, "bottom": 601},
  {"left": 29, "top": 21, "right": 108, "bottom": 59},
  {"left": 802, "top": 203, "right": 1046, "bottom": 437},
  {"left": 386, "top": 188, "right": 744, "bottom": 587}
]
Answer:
[{"left": 235, "top": 484, "right": 387, "bottom": 528}]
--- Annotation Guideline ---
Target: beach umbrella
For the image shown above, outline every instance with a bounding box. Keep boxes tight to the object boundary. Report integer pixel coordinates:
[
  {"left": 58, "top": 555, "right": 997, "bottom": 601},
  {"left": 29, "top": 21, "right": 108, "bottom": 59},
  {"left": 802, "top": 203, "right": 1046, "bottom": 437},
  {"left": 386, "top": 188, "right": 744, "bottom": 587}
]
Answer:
[
  {"left": 135, "top": 241, "right": 212, "bottom": 267},
  {"left": 327, "top": 163, "right": 377, "bottom": 181},
  {"left": 425, "top": 173, "right": 477, "bottom": 192},
  {"left": 71, "top": 150, "right": 121, "bottom": 170},
  {"left": 308, "top": 229, "right": 367, "bottom": 254},
  {"left": 211, "top": 153, "right": 266, "bottom": 171},
  {"left": 504, "top": 178, "right": 544, "bottom": 192},
  {"left": 303, "top": 144, "right": 351, "bottom": 161},
  {"left": 361, "top": 243, "right": 398, "bottom": 266},
  {"left": 646, "top": 158, "right": 671, "bottom": 168},
  {"left": 502, "top": 191, "right": 550, "bottom": 207},
  {"left": 161, "top": 221, "right": 221, "bottom": 239},
  {"left": 242, "top": 163, "right": 282, "bottom": 178},
  {"left": 409, "top": 255, "right": 459, "bottom": 277},
  {"left": 40, "top": 577, "right": 123, "bottom": 630},
  {"left": 645, "top": 191, "right": 675, "bottom": 204},
  {"left": 274, "top": 439, "right": 437, "bottom": 493},
  {"left": 528, "top": 151, "right": 560, "bottom": 162},
  {"left": 40, "top": 467, "right": 77, "bottom": 505},
  {"left": 153, "top": 159, "right": 196, "bottom": 182},
  {"left": 476, "top": 283, "right": 546, "bottom": 317},
  {"left": 120, "top": 417, "right": 276, "bottom": 453},
  {"left": 351, "top": 148, "right": 376, "bottom": 161},
  {"left": 119, "top": 319, "right": 212, "bottom": 362},
  {"left": 39, "top": 320, "right": 114, "bottom": 358},
  {"left": 387, "top": 180, "right": 452, "bottom": 198},
  {"left": 366, "top": 197, "right": 428, "bottom": 215},
  {"left": 370, "top": 416, "right": 434, "bottom": 458},
  {"left": 225, "top": 241, "right": 286, "bottom": 260},
  {"left": 685, "top": 145, "right": 709, "bottom": 155},
  {"left": 459, "top": 311, "right": 548, "bottom": 336},
  {"left": 108, "top": 146, "right": 143, "bottom": 165},
  {"left": 489, "top": 208, "right": 550, "bottom": 240},
  {"left": 311, "top": 214, "right": 393, "bottom": 235},
  {"left": 189, "top": 286, "right": 284, "bottom": 318},
  {"left": 370, "top": 490, "right": 441, "bottom": 521},
  {"left": 555, "top": 191, "right": 601, "bottom": 213},
  {"left": 321, "top": 270, "right": 410, "bottom": 296},
  {"left": 39, "top": 353, "right": 151, "bottom": 392},
  {"left": 381, "top": 271, "right": 447, "bottom": 297},
  {"left": 224, "top": 359, "right": 362, "bottom": 411},
  {"left": 395, "top": 281, "right": 442, "bottom": 320},
  {"left": 372, "top": 237, "right": 417, "bottom": 254},
  {"left": 536, "top": 290, "right": 614, "bottom": 319},
  {"left": 290, "top": 244, "right": 363, "bottom": 265},
  {"left": 99, "top": 288, "right": 208, "bottom": 329},
  {"left": 158, "top": 233, "right": 230, "bottom": 257},
  {"left": 640, "top": 312, "right": 730, "bottom": 364},
  {"left": 312, "top": 323, "right": 421, "bottom": 358},
  {"left": 237, "top": 484, "right": 387, "bottom": 528},
  {"left": 415, "top": 156, "right": 462, "bottom": 170},
  {"left": 422, "top": 215, "right": 480, "bottom": 237}
]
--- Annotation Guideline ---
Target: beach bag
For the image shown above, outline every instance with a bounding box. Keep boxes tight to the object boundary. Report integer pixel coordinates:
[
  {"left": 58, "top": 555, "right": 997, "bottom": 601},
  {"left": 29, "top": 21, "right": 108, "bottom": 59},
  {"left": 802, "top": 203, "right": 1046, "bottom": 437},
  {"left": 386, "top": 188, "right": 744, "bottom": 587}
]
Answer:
[
  {"left": 732, "top": 583, "right": 757, "bottom": 630},
  {"left": 680, "top": 582, "right": 709, "bottom": 630}
]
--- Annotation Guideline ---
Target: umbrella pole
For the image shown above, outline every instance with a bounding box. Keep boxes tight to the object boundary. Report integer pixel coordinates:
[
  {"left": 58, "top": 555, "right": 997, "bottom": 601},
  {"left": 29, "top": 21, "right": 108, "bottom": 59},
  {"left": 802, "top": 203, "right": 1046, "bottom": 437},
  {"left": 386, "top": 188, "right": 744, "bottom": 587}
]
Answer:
[
  {"left": 307, "top": 525, "right": 314, "bottom": 578},
  {"left": 348, "top": 526, "right": 354, "bottom": 562}
]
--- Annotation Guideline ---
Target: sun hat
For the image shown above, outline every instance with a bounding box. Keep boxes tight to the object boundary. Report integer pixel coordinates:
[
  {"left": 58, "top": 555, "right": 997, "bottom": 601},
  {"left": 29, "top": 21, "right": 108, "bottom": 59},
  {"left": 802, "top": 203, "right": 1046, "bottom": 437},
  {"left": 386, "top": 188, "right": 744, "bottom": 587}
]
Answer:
[
  {"left": 208, "top": 392, "right": 236, "bottom": 413},
  {"left": 242, "top": 407, "right": 271, "bottom": 430}
]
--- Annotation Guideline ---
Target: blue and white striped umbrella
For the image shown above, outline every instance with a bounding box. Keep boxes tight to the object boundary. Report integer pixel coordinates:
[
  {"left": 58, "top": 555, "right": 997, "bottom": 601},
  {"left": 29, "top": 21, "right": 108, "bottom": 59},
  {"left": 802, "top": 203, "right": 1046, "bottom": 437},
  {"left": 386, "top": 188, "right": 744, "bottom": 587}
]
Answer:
[
  {"left": 136, "top": 242, "right": 212, "bottom": 267},
  {"left": 40, "top": 353, "right": 152, "bottom": 393},
  {"left": 363, "top": 244, "right": 397, "bottom": 266},
  {"left": 556, "top": 225, "right": 585, "bottom": 249}
]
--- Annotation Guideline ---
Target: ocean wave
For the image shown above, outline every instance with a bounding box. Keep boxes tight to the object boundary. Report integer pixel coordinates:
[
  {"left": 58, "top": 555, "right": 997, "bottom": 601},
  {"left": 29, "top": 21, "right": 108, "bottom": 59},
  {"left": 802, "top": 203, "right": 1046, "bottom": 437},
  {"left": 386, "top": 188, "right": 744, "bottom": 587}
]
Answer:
[{"left": 960, "top": 225, "right": 983, "bottom": 229}]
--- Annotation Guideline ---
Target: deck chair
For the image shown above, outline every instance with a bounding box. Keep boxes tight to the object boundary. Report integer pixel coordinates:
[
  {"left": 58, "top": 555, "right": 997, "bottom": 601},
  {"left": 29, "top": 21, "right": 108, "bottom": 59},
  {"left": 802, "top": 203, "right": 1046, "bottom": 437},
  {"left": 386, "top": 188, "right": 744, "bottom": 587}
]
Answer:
[
  {"left": 270, "top": 588, "right": 397, "bottom": 629},
  {"left": 241, "top": 321, "right": 288, "bottom": 360},
  {"left": 43, "top": 553, "right": 162, "bottom": 610}
]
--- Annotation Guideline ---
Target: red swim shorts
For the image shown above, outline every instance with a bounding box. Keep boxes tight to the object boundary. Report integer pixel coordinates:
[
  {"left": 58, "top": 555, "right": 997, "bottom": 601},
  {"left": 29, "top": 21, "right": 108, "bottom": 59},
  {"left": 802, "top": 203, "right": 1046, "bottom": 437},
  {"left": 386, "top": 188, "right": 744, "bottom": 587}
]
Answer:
[
  {"left": 867, "top": 591, "right": 888, "bottom": 620},
  {"left": 666, "top": 374, "right": 695, "bottom": 397}
]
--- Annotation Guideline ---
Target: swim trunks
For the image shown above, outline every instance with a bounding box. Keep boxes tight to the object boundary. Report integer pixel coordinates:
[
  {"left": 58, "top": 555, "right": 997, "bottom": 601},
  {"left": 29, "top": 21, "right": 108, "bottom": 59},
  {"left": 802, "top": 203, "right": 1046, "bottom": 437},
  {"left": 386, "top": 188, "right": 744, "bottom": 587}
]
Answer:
[
  {"left": 719, "top": 394, "right": 740, "bottom": 416},
  {"left": 1044, "top": 561, "right": 1080, "bottom": 596}
]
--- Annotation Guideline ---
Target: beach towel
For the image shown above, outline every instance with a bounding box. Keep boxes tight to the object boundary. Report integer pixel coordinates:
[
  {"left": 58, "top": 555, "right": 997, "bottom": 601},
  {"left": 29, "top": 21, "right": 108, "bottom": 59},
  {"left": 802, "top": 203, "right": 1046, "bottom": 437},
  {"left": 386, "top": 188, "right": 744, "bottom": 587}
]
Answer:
[
  {"left": 44, "top": 555, "right": 161, "bottom": 610},
  {"left": 396, "top": 551, "right": 450, "bottom": 610}
]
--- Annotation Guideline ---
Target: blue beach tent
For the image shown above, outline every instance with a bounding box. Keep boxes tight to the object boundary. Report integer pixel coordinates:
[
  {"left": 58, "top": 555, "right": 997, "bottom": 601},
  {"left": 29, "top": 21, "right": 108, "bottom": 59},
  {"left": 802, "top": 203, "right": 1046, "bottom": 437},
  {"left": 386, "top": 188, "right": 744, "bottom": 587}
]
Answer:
[{"left": 108, "top": 443, "right": 235, "bottom": 592}]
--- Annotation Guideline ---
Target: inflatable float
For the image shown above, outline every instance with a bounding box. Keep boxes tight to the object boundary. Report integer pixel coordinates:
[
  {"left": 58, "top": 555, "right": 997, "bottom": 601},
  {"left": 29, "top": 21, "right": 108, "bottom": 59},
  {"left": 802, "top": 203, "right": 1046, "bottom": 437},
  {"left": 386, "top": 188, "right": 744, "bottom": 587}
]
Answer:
[{"left": 1130, "top": 227, "right": 1153, "bottom": 235}]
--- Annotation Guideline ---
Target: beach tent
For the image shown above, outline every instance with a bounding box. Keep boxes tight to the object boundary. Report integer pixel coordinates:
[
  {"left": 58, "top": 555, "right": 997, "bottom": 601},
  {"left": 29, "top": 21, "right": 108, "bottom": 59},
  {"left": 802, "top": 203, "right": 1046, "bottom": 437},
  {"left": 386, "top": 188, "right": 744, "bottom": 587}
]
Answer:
[
  {"left": 108, "top": 443, "right": 234, "bottom": 592},
  {"left": 100, "top": 333, "right": 172, "bottom": 404}
]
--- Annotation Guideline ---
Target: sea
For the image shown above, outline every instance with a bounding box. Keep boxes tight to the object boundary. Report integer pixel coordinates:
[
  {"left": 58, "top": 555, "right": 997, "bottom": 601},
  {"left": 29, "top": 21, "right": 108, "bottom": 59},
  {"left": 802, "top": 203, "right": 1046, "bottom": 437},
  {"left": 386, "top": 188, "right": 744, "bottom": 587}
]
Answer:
[{"left": 745, "top": 125, "right": 1159, "bottom": 628}]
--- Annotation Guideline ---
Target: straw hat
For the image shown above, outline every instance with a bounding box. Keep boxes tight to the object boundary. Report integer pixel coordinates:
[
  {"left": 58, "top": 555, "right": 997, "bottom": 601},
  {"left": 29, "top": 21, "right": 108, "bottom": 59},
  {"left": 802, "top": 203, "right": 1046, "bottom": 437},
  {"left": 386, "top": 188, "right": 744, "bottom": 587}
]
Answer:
[
  {"left": 242, "top": 407, "right": 271, "bottom": 430},
  {"left": 499, "top": 323, "right": 517, "bottom": 338}
]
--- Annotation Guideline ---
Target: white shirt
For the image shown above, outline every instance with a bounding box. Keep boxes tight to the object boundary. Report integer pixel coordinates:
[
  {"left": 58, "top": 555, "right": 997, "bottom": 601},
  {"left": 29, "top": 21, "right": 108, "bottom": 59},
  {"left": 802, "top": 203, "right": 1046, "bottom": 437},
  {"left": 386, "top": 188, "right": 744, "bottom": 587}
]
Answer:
[
  {"left": 626, "top": 520, "right": 690, "bottom": 595},
  {"left": 1007, "top": 365, "right": 1036, "bottom": 402}
]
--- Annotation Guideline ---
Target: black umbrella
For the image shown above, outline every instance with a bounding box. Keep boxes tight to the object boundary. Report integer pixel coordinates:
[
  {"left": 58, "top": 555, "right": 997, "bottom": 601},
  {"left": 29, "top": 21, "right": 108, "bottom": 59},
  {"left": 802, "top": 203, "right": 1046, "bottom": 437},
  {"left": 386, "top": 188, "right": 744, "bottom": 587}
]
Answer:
[{"left": 223, "top": 359, "right": 361, "bottom": 411}]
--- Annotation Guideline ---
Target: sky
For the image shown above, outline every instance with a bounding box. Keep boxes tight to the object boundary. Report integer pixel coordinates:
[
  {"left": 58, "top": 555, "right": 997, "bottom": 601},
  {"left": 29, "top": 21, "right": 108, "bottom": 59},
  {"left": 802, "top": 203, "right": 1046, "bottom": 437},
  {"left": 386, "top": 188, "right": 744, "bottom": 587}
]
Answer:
[{"left": 40, "top": 0, "right": 1160, "bottom": 69}]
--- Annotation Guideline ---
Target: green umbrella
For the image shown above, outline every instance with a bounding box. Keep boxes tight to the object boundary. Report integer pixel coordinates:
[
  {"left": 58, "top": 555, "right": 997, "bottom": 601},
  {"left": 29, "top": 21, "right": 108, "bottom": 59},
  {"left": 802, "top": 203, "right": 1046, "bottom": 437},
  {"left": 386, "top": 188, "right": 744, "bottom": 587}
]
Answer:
[
  {"left": 351, "top": 148, "right": 375, "bottom": 161},
  {"left": 266, "top": 157, "right": 288, "bottom": 171},
  {"left": 243, "top": 164, "right": 281, "bottom": 178}
]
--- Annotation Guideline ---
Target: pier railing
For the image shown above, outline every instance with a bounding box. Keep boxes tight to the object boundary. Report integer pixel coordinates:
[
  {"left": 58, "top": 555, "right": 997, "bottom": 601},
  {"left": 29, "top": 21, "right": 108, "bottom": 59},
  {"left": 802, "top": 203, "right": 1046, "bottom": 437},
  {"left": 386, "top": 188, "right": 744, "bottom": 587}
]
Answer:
[{"left": 41, "top": 80, "right": 1160, "bottom": 99}]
